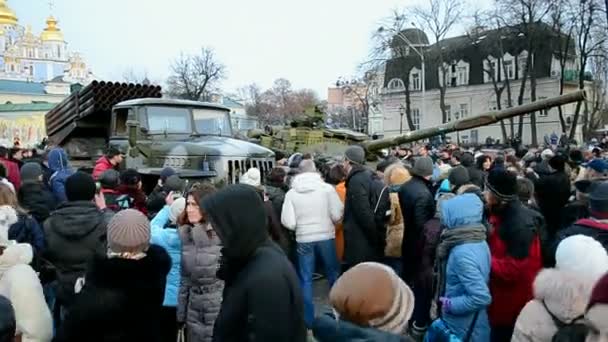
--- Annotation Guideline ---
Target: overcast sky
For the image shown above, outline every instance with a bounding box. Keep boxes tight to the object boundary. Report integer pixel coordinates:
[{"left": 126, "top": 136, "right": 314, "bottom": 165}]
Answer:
[{"left": 16, "top": 0, "right": 478, "bottom": 99}]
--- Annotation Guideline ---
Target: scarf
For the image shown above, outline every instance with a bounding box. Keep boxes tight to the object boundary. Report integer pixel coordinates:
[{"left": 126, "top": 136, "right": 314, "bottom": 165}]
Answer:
[{"left": 430, "top": 225, "right": 487, "bottom": 320}]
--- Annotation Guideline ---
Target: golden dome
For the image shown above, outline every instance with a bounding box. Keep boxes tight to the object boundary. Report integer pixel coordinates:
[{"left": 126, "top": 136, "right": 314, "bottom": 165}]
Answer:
[
  {"left": 0, "top": 0, "right": 18, "bottom": 26},
  {"left": 40, "top": 16, "right": 64, "bottom": 42}
]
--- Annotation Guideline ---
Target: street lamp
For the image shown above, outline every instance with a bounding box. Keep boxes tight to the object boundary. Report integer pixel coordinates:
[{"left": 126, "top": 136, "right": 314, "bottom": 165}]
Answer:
[{"left": 399, "top": 104, "right": 405, "bottom": 134}]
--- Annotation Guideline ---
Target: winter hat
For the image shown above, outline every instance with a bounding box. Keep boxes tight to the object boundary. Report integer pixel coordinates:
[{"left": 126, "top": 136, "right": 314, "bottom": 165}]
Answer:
[
  {"left": 460, "top": 152, "right": 475, "bottom": 167},
  {"left": 288, "top": 153, "right": 304, "bottom": 169},
  {"left": 411, "top": 156, "right": 434, "bottom": 178},
  {"left": 19, "top": 162, "right": 42, "bottom": 182},
  {"left": 588, "top": 272, "right": 608, "bottom": 309},
  {"left": 329, "top": 262, "right": 414, "bottom": 334},
  {"left": 99, "top": 169, "right": 120, "bottom": 189},
  {"left": 586, "top": 159, "right": 608, "bottom": 175},
  {"left": 169, "top": 197, "right": 186, "bottom": 224},
  {"left": 384, "top": 164, "right": 411, "bottom": 186},
  {"left": 65, "top": 171, "right": 96, "bottom": 202},
  {"left": 541, "top": 149, "right": 555, "bottom": 161},
  {"left": 120, "top": 169, "right": 141, "bottom": 186},
  {"left": 160, "top": 167, "right": 176, "bottom": 182},
  {"left": 107, "top": 209, "right": 150, "bottom": 256},
  {"left": 298, "top": 159, "right": 317, "bottom": 173},
  {"left": 164, "top": 175, "right": 186, "bottom": 193},
  {"left": 516, "top": 177, "right": 535, "bottom": 204},
  {"left": 570, "top": 149, "right": 585, "bottom": 165},
  {"left": 448, "top": 166, "right": 470, "bottom": 188},
  {"left": 240, "top": 168, "right": 262, "bottom": 188},
  {"left": 344, "top": 145, "right": 366, "bottom": 165},
  {"left": 0, "top": 295, "right": 15, "bottom": 342},
  {"left": 588, "top": 181, "right": 608, "bottom": 217},
  {"left": 486, "top": 169, "right": 518, "bottom": 201},
  {"left": 0, "top": 206, "right": 17, "bottom": 246},
  {"left": 556, "top": 235, "right": 608, "bottom": 280}
]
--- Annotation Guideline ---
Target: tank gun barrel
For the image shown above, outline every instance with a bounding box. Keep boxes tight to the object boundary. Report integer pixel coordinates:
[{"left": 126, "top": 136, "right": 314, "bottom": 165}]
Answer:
[{"left": 363, "top": 90, "right": 586, "bottom": 151}]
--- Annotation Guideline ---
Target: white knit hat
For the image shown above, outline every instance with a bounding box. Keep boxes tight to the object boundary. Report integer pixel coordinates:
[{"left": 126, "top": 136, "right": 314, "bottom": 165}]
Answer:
[
  {"left": 240, "top": 168, "right": 262, "bottom": 188},
  {"left": 0, "top": 205, "right": 18, "bottom": 246},
  {"left": 556, "top": 235, "right": 608, "bottom": 281},
  {"left": 169, "top": 197, "right": 186, "bottom": 224}
]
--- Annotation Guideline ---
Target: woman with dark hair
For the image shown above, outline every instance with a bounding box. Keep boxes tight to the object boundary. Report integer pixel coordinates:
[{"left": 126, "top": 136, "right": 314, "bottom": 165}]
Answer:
[{"left": 177, "top": 183, "right": 223, "bottom": 342}]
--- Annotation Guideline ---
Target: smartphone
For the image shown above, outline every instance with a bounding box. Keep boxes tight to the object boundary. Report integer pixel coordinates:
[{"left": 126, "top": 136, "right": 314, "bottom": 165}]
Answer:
[{"left": 95, "top": 182, "right": 101, "bottom": 194}]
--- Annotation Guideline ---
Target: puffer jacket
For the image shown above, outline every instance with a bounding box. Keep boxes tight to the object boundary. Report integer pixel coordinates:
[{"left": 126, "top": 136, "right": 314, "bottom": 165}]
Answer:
[
  {"left": 177, "top": 223, "right": 223, "bottom": 342},
  {"left": 512, "top": 269, "right": 600, "bottom": 342},
  {"left": 281, "top": 172, "right": 343, "bottom": 243},
  {"left": 91, "top": 156, "right": 114, "bottom": 180},
  {"left": 0, "top": 242, "right": 52, "bottom": 342},
  {"left": 43, "top": 201, "right": 110, "bottom": 306},
  {"left": 47, "top": 148, "right": 74, "bottom": 203},
  {"left": 150, "top": 206, "right": 181, "bottom": 307},
  {"left": 8, "top": 212, "right": 45, "bottom": 257},
  {"left": 17, "top": 181, "right": 56, "bottom": 224},
  {"left": 313, "top": 313, "right": 413, "bottom": 342}
]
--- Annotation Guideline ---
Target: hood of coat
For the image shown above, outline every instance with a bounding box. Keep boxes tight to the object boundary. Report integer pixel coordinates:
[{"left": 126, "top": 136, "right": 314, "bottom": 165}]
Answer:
[
  {"left": 533, "top": 268, "right": 597, "bottom": 323},
  {"left": 47, "top": 201, "right": 104, "bottom": 240},
  {"left": 202, "top": 184, "right": 268, "bottom": 260},
  {"left": 86, "top": 244, "right": 171, "bottom": 289},
  {"left": 0, "top": 243, "right": 33, "bottom": 275},
  {"left": 313, "top": 314, "right": 407, "bottom": 342},
  {"left": 95, "top": 156, "right": 113, "bottom": 169},
  {"left": 441, "top": 193, "right": 484, "bottom": 229},
  {"left": 291, "top": 172, "right": 325, "bottom": 193},
  {"left": 47, "top": 148, "right": 70, "bottom": 172}
]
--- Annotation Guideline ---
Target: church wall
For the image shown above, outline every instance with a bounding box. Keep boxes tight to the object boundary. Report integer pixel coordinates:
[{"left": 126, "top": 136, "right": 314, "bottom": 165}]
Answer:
[
  {"left": 0, "top": 93, "right": 65, "bottom": 104},
  {"left": 33, "top": 61, "right": 47, "bottom": 81}
]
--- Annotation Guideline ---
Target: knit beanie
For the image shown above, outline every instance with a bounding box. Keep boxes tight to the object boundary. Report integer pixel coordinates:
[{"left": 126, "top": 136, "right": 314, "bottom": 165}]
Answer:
[
  {"left": 240, "top": 168, "right": 262, "bottom": 188},
  {"left": 588, "top": 272, "right": 608, "bottom": 309},
  {"left": 169, "top": 197, "right": 186, "bottom": 224},
  {"left": 412, "top": 156, "right": 434, "bottom": 178},
  {"left": 160, "top": 167, "right": 176, "bottom": 182},
  {"left": 588, "top": 181, "right": 608, "bottom": 217},
  {"left": 20, "top": 162, "right": 42, "bottom": 182},
  {"left": 556, "top": 235, "right": 608, "bottom": 281},
  {"left": 486, "top": 169, "right": 517, "bottom": 201},
  {"left": 344, "top": 145, "right": 366, "bottom": 165},
  {"left": 329, "top": 262, "right": 414, "bottom": 334},
  {"left": 0, "top": 206, "right": 17, "bottom": 246},
  {"left": 65, "top": 171, "right": 96, "bottom": 202},
  {"left": 107, "top": 209, "right": 150, "bottom": 255},
  {"left": 164, "top": 175, "right": 185, "bottom": 193},
  {"left": 99, "top": 169, "right": 120, "bottom": 189},
  {"left": 448, "top": 166, "right": 470, "bottom": 188}
]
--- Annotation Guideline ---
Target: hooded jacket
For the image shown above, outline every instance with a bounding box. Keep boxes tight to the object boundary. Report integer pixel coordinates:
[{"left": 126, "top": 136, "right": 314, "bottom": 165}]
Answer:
[
  {"left": 43, "top": 201, "right": 110, "bottom": 306},
  {"left": 47, "top": 148, "right": 74, "bottom": 203},
  {"left": 91, "top": 156, "right": 114, "bottom": 180},
  {"left": 0, "top": 243, "right": 52, "bottom": 342},
  {"left": 0, "top": 156, "right": 20, "bottom": 191},
  {"left": 281, "top": 172, "right": 343, "bottom": 243},
  {"left": 177, "top": 220, "right": 223, "bottom": 342},
  {"left": 202, "top": 184, "right": 307, "bottom": 342},
  {"left": 17, "top": 181, "right": 56, "bottom": 224},
  {"left": 54, "top": 245, "right": 171, "bottom": 342},
  {"left": 8, "top": 213, "right": 45, "bottom": 257},
  {"left": 512, "top": 269, "right": 602, "bottom": 342},
  {"left": 150, "top": 206, "right": 182, "bottom": 308}
]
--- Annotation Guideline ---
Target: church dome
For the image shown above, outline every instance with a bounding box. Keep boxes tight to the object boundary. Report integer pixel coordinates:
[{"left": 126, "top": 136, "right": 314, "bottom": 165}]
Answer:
[
  {"left": 391, "top": 28, "right": 430, "bottom": 48},
  {"left": 0, "top": 0, "right": 18, "bottom": 26},
  {"left": 41, "top": 16, "right": 64, "bottom": 42}
]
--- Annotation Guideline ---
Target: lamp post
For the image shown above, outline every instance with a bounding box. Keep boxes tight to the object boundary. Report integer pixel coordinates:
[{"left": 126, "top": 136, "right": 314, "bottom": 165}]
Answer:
[{"left": 399, "top": 104, "right": 405, "bottom": 134}]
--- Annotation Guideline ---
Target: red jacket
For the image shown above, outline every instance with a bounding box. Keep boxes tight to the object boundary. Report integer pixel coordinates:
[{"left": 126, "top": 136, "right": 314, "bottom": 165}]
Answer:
[
  {"left": 0, "top": 157, "right": 20, "bottom": 191},
  {"left": 488, "top": 214, "right": 543, "bottom": 327},
  {"left": 92, "top": 156, "right": 114, "bottom": 180}
]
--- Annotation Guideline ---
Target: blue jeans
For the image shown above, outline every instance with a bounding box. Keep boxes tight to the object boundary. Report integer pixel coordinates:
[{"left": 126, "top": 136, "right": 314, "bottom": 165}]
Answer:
[{"left": 297, "top": 239, "right": 340, "bottom": 327}]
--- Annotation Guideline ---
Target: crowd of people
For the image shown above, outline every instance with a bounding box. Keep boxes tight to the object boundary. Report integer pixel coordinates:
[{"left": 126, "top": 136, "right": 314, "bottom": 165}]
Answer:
[{"left": 0, "top": 139, "right": 607, "bottom": 342}]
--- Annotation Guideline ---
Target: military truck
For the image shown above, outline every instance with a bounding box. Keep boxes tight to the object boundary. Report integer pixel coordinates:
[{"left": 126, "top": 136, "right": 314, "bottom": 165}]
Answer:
[{"left": 45, "top": 81, "right": 275, "bottom": 185}]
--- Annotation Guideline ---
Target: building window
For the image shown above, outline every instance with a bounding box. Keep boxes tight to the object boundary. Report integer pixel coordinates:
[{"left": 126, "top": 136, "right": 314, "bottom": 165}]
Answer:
[
  {"left": 411, "top": 72, "right": 421, "bottom": 91},
  {"left": 412, "top": 108, "right": 421, "bottom": 130},
  {"left": 387, "top": 78, "right": 405, "bottom": 90},
  {"left": 57, "top": 46, "right": 61, "bottom": 59},
  {"left": 504, "top": 60, "right": 515, "bottom": 79},
  {"left": 457, "top": 66, "right": 468, "bottom": 86},
  {"left": 460, "top": 103, "right": 469, "bottom": 118},
  {"left": 29, "top": 65, "right": 33, "bottom": 76},
  {"left": 445, "top": 105, "right": 452, "bottom": 122}
]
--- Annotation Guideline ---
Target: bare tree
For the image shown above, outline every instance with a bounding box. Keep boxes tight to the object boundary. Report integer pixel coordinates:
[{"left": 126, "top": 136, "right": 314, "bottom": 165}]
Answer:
[
  {"left": 167, "top": 47, "right": 226, "bottom": 101},
  {"left": 122, "top": 67, "right": 153, "bottom": 85},
  {"left": 413, "top": 0, "right": 464, "bottom": 124},
  {"left": 587, "top": 55, "right": 608, "bottom": 133}
]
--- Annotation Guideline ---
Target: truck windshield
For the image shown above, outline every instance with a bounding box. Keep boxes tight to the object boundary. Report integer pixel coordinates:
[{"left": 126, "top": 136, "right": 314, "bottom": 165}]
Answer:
[
  {"left": 193, "top": 108, "right": 232, "bottom": 136},
  {"left": 146, "top": 106, "right": 192, "bottom": 133}
]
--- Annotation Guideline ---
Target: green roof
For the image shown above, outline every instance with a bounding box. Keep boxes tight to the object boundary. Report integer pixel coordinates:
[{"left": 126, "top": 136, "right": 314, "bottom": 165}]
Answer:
[{"left": 0, "top": 102, "right": 58, "bottom": 112}]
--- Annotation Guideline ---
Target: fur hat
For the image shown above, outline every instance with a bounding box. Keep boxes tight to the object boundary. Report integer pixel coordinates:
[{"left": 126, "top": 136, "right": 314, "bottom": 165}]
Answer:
[
  {"left": 107, "top": 209, "right": 150, "bottom": 256},
  {"left": 240, "top": 168, "right": 262, "bottom": 188},
  {"left": 20, "top": 162, "right": 42, "bottom": 182},
  {"left": 329, "top": 262, "right": 414, "bottom": 334},
  {"left": 411, "top": 156, "right": 434, "bottom": 178},
  {"left": 169, "top": 197, "right": 186, "bottom": 224},
  {"left": 448, "top": 166, "right": 470, "bottom": 188},
  {"left": 65, "top": 172, "right": 96, "bottom": 202},
  {"left": 345, "top": 145, "right": 366, "bottom": 165},
  {"left": 556, "top": 235, "right": 608, "bottom": 280},
  {"left": 384, "top": 164, "right": 411, "bottom": 186},
  {"left": 486, "top": 169, "right": 517, "bottom": 201},
  {"left": 0, "top": 206, "right": 17, "bottom": 246}
]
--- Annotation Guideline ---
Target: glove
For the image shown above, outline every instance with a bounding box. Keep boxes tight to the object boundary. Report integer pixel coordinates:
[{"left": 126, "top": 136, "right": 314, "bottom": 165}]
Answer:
[{"left": 439, "top": 297, "right": 452, "bottom": 314}]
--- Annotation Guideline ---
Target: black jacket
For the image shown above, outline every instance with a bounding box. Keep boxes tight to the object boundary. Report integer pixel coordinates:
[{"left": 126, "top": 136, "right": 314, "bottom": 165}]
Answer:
[
  {"left": 146, "top": 185, "right": 166, "bottom": 218},
  {"left": 8, "top": 213, "right": 45, "bottom": 256},
  {"left": 265, "top": 184, "right": 286, "bottom": 220},
  {"left": 343, "top": 166, "right": 382, "bottom": 266},
  {"left": 17, "top": 181, "right": 56, "bottom": 224},
  {"left": 534, "top": 170, "right": 571, "bottom": 239},
  {"left": 202, "top": 185, "right": 307, "bottom": 342},
  {"left": 398, "top": 175, "right": 435, "bottom": 284},
  {"left": 54, "top": 245, "right": 171, "bottom": 342},
  {"left": 461, "top": 153, "right": 485, "bottom": 188},
  {"left": 556, "top": 218, "right": 608, "bottom": 253},
  {"left": 43, "top": 201, "right": 111, "bottom": 306}
]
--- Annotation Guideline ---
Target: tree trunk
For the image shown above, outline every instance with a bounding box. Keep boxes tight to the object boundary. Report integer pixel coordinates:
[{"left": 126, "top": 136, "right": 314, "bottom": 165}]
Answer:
[
  {"left": 405, "top": 82, "right": 415, "bottom": 131},
  {"left": 517, "top": 54, "right": 531, "bottom": 139},
  {"left": 569, "top": 63, "right": 587, "bottom": 141}
]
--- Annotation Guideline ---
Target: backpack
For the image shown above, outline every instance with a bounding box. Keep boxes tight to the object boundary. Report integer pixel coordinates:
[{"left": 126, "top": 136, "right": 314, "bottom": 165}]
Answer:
[
  {"left": 369, "top": 171, "right": 391, "bottom": 228},
  {"left": 543, "top": 301, "right": 589, "bottom": 342}
]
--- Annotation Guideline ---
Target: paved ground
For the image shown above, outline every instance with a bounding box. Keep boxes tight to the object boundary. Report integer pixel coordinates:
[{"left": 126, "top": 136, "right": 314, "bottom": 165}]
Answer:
[{"left": 313, "top": 277, "right": 331, "bottom": 316}]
